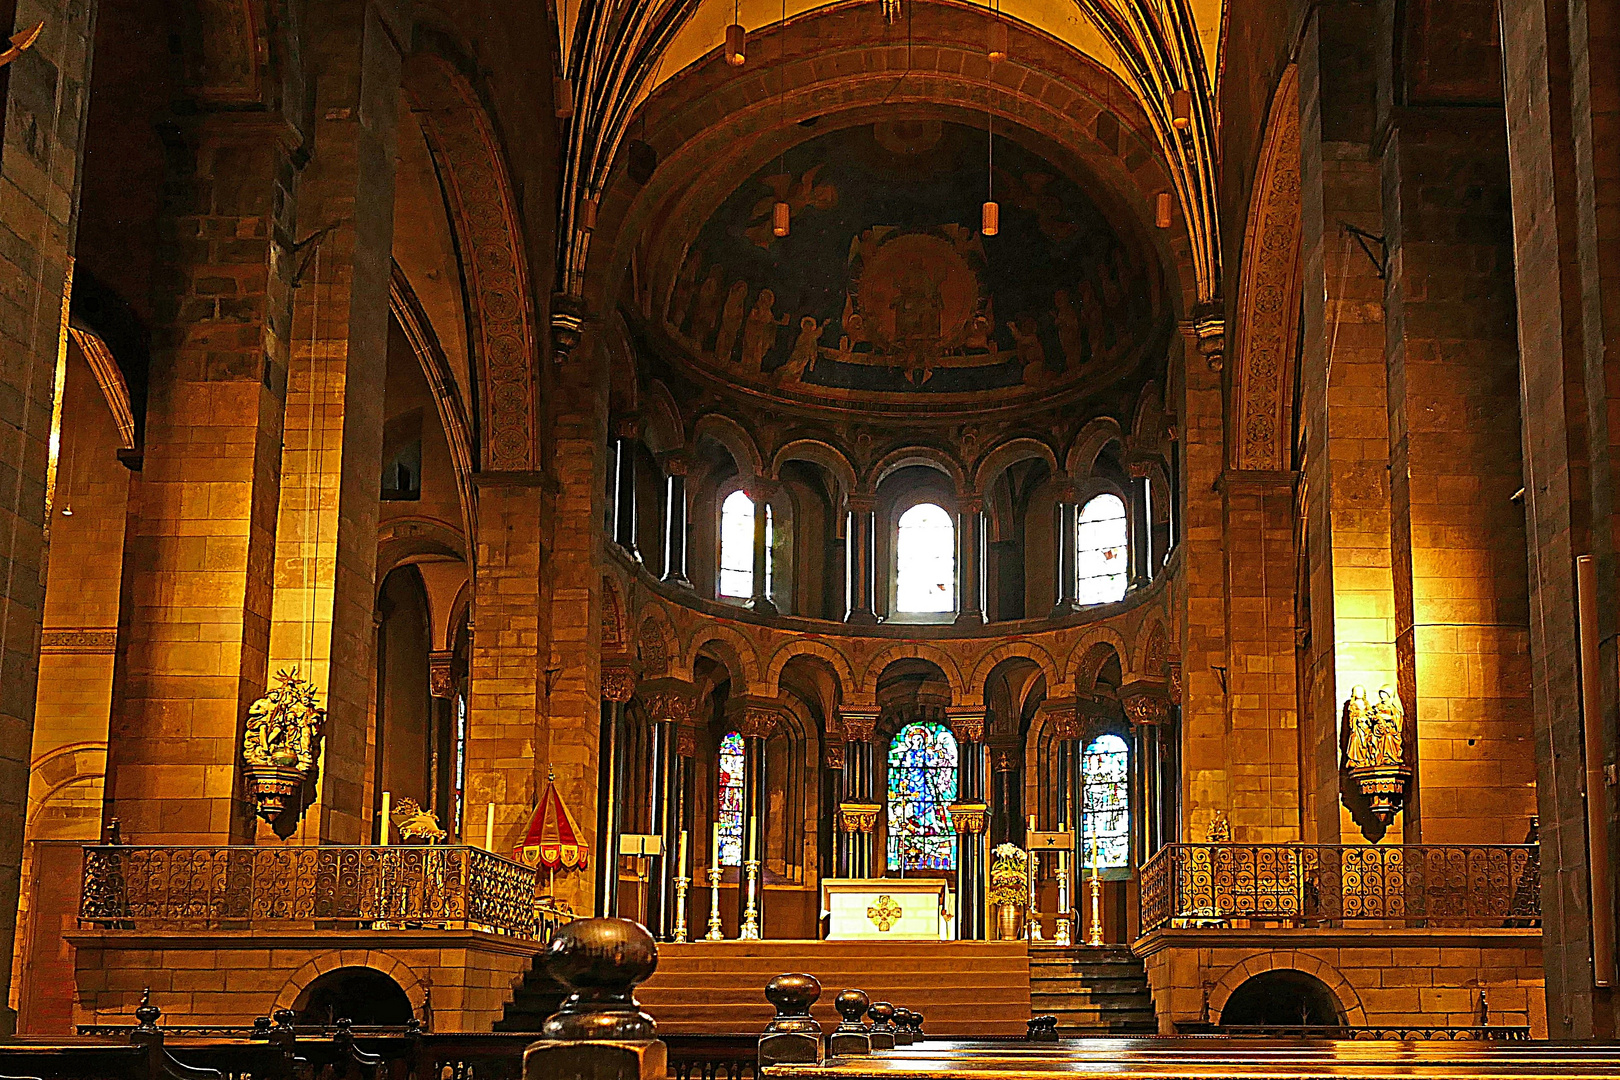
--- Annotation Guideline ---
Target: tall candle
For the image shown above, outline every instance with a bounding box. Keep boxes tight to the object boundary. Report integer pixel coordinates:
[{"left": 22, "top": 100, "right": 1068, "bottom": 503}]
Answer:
[
  {"left": 748, "top": 816, "right": 757, "bottom": 861},
  {"left": 485, "top": 803, "right": 496, "bottom": 851},
  {"left": 679, "top": 829, "right": 689, "bottom": 877},
  {"left": 379, "top": 791, "right": 392, "bottom": 846},
  {"left": 712, "top": 820, "right": 720, "bottom": 865},
  {"left": 1027, "top": 813, "right": 1036, "bottom": 837}
]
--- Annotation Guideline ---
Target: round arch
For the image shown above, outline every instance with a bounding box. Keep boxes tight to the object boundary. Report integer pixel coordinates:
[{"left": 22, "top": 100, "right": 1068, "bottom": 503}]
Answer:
[
  {"left": 764, "top": 640, "right": 857, "bottom": 701},
  {"left": 274, "top": 950, "right": 427, "bottom": 1019},
  {"left": 859, "top": 645, "right": 966, "bottom": 700},
  {"left": 966, "top": 643, "right": 1062, "bottom": 706},
  {"left": 693, "top": 413, "right": 766, "bottom": 479},
  {"left": 870, "top": 446, "right": 968, "bottom": 498},
  {"left": 683, "top": 625, "right": 766, "bottom": 693},
  {"left": 1067, "top": 630, "right": 1131, "bottom": 690},
  {"left": 973, "top": 437, "right": 1061, "bottom": 497},
  {"left": 1208, "top": 953, "right": 1365, "bottom": 1027}
]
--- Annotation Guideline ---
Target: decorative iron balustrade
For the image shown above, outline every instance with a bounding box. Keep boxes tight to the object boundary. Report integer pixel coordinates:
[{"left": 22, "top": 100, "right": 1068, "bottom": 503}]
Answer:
[
  {"left": 1138, "top": 843, "right": 1540, "bottom": 932},
  {"left": 79, "top": 844, "right": 570, "bottom": 940}
]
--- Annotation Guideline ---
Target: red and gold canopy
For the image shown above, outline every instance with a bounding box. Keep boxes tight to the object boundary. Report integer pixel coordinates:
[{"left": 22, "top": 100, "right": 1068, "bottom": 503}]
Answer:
[{"left": 515, "top": 774, "right": 587, "bottom": 870}]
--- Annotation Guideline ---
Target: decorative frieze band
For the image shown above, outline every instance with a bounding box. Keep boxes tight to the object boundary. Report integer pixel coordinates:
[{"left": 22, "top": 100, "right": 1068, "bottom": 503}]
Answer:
[{"left": 40, "top": 628, "right": 117, "bottom": 655}]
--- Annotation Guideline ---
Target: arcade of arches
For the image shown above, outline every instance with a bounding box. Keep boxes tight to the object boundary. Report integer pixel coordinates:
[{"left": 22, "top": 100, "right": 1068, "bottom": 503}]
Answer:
[{"left": 0, "top": 0, "right": 1616, "bottom": 1049}]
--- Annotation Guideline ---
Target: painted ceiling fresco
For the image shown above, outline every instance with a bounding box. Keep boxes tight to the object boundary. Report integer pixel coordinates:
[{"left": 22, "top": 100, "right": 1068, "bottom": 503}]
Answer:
[{"left": 661, "top": 120, "right": 1160, "bottom": 408}]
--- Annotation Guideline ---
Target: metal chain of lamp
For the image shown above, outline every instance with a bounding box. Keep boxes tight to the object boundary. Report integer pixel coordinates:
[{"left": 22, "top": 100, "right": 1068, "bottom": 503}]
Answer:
[{"left": 981, "top": 0, "right": 1000, "bottom": 237}]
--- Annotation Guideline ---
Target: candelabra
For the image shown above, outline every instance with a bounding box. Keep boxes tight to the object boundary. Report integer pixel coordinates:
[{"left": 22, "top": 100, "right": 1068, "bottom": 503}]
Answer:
[
  {"left": 705, "top": 866, "right": 725, "bottom": 940},
  {"left": 673, "top": 875, "right": 690, "bottom": 943},
  {"left": 740, "top": 859, "right": 762, "bottom": 939},
  {"left": 1054, "top": 857, "right": 1072, "bottom": 946}
]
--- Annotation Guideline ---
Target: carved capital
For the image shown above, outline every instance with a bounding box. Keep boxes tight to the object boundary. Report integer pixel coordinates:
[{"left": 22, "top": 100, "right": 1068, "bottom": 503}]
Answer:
[
  {"left": 1121, "top": 680, "right": 1171, "bottom": 727},
  {"left": 728, "top": 696, "right": 788, "bottom": 738},
  {"left": 1167, "top": 662, "right": 1183, "bottom": 706},
  {"left": 846, "top": 493, "right": 877, "bottom": 515},
  {"left": 991, "top": 746, "right": 1019, "bottom": 773},
  {"left": 824, "top": 741, "right": 847, "bottom": 771},
  {"left": 948, "top": 802, "right": 990, "bottom": 835},
  {"left": 1037, "top": 697, "right": 1082, "bottom": 740},
  {"left": 959, "top": 496, "right": 984, "bottom": 518},
  {"left": 838, "top": 802, "right": 881, "bottom": 834},
  {"left": 945, "top": 708, "right": 986, "bottom": 744},
  {"left": 428, "top": 651, "right": 456, "bottom": 699},
  {"left": 839, "top": 708, "right": 881, "bottom": 743},
  {"left": 601, "top": 665, "right": 636, "bottom": 703},
  {"left": 637, "top": 680, "right": 696, "bottom": 724}
]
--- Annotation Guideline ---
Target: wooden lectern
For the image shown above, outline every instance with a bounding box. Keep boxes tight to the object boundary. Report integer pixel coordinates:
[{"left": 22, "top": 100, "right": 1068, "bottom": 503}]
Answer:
[{"left": 821, "top": 879, "right": 950, "bottom": 940}]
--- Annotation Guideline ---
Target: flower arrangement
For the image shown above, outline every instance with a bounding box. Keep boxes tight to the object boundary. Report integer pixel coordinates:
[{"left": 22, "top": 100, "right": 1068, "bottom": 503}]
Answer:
[{"left": 989, "top": 842, "right": 1030, "bottom": 906}]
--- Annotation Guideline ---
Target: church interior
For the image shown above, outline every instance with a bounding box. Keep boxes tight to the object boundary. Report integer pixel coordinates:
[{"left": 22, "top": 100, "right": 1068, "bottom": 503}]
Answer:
[{"left": 0, "top": 0, "right": 1618, "bottom": 1073}]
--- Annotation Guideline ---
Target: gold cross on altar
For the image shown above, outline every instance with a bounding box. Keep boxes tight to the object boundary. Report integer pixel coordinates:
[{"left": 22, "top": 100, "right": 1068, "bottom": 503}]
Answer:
[{"left": 867, "top": 894, "right": 903, "bottom": 931}]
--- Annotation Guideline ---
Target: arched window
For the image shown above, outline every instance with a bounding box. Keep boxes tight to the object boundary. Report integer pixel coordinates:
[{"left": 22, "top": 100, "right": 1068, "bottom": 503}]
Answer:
[
  {"left": 895, "top": 503, "right": 955, "bottom": 613},
  {"left": 1081, "top": 733, "right": 1130, "bottom": 870},
  {"left": 717, "top": 731, "right": 745, "bottom": 866},
  {"left": 719, "top": 491, "right": 754, "bottom": 598},
  {"left": 1076, "top": 493, "right": 1128, "bottom": 604},
  {"left": 885, "top": 720, "right": 958, "bottom": 870}
]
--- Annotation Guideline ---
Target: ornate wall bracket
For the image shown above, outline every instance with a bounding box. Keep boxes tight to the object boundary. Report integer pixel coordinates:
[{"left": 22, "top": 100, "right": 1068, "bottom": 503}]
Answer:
[
  {"left": 1347, "top": 763, "right": 1414, "bottom": 824},
  {"left": 241, "top": 668, "right": 326, "bottom": 823}
]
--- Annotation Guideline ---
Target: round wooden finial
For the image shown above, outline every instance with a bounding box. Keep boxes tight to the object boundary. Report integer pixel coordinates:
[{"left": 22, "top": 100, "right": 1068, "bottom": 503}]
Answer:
[
  {"left": 765, "top": 973, "right": 822, "bottom": 1021},
  {"left": 541, "top": 918, "right": 660, "bottom": 1041},
  {"left": 835, "top": 989, "right": 870, "bottom": 1025}
]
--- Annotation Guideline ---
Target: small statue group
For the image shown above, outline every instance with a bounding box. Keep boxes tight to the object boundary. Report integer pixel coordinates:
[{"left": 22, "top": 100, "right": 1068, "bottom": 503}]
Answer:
[
  {"left": 243, "top": 667, "right": 325, "bottom": 773},
  {"left": 390, "top": 797, "right": 447, "bottom": 843},
  {"left": 1343, "top": 685, "right": 1405, "bottom": 770}
]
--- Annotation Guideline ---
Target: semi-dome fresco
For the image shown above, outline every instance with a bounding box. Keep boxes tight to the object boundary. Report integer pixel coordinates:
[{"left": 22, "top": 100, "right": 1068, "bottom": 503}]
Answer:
[{"left": 657, "top": 120, "right": 1164, "bottom": 411}]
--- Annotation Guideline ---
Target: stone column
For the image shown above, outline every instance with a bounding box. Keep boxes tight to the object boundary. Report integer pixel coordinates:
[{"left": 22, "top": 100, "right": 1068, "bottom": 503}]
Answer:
[
  {"left": 0, "top": 0, "right": 97, "bottom": 1029},
  {"left": 267, "top": 0, "right": 405, "bottom": 843},
  {"left": 639, "top": 681, "right": 695, "bottom": 938},
  {"left": 989, "top": 745, "right": 1021, "bottom": 848},
  {"left": 748, "top": 481, "right": 778, "bottom": 615},
  {"left": 428, "top": 650, "right": 456, "bottom": 817},
  {"left": 595, "top": 667, "right": 634, "bottom": 917},
  {"left": 947, "top": 709, "right": 987, "bottom": 940},
  {"left": 109, "top": 108, "right": 301, "bottom": 844},
  {"left": 824, "top": 740, "right": 847, "bottom": 878},
  {"left": 838, "top": 708, "right": 880, "bottom": 877},
  {"left": 1051, "top": 490, "right": 1079, "bottom": 616},
  {"left": 611, "top": 422, "right": 639, "bottom": 559},
  {"left": 661, "top": 456, "right": 691, "bottom": 587},
  {"left": 1129, "top": 465, "right": 1152, "bottom": 589},
  {"left": 1123, "top": 684, "right": 1172, "bottom": 859},
  {"left": 955, "top": 498, "right": 986, "bottom": 625},
  {"left": 845, "top": 495, "right": 877, "bottom": 624},
  {"left": 1500, "top": 0, "right": 1620, "bottom": 1034}
]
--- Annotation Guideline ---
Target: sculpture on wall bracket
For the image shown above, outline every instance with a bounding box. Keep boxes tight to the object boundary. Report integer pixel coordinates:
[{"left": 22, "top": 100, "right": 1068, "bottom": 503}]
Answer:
[
  {"left": 241, "top": 668, "right": 326, "bottom": 823},
  {"left": 1342, "top": 684, "right": 1412, "bottom": 824}
]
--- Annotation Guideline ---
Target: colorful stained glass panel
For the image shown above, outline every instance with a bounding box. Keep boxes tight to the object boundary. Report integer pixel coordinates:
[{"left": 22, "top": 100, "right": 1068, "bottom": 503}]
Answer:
[
  {"left": 1081, "top": 732, "right": 1129, "bottom": 869},
  {"left": 885, "top": 720, "right": 959, "bottom": 871},
  {"left": 718, "top": 731, "right": 745, "bottom": 866}
]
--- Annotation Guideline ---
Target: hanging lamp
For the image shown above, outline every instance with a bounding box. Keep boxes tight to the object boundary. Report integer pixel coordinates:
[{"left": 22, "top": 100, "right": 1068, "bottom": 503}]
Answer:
[
  {"left": 1170, "top": 88, "right": 1192, "bottom": 130},
  {"left": 982, "top": 41, "right": 998, "bottom": 237},
  {"left": 987, "top": 0, "right": 1008, "bottom": 62},
  {"left": 772, "top": 0, "right": 790, "bottom": 237},
  {"left": 726, "top": 0, "right": 747, "bottom": 66}
]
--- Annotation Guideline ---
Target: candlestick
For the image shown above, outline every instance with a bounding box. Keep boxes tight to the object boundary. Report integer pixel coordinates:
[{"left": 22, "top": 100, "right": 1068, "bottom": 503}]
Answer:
[
  {"left": 711, "top": 820, "right": 721, "bottom": 863},
  {"left": 1087, "top": 836, "right": 1105, "bottom": 947},
  {"left": 740, "top": 858, "right": 762, "bottom": 939},
  {"left": 379, "top": 791, "right": 392, "bottom": 845},
  {"left": 705, "top": 866, "right": 725, "bottom": 940},
  {"left": 673, "top": 874, "right": 691, "bottom": 943},
  {"left": 678, "top": 829, "right": 689, "bottom": 877},
  {"left": 748, "top": 815, "right": 757, "bottom": 861},
  {"left": 485, "top": 802, "right": 496, "bottom": 851}
]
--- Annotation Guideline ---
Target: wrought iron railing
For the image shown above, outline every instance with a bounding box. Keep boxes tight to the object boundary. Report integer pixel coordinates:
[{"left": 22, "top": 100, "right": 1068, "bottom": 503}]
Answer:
[
  {"left": 1138, "top": 843, "right": 1540, "bottom": 932},
  {"left": 79, "top": 844, "right": 571, "bottom": 940}
]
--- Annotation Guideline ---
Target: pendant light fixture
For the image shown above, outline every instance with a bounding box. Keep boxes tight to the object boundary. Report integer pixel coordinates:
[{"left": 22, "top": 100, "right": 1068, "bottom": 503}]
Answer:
[
  {"left": 982, "top": 21, "right": 998, "bottom": 237},
  {"left": 772, "top": 0, "right": 790, "bottom": 238},
  {"left": 1170, "top": 88, "right": 1192, "bottom": 130},
  {"left": 725, "top": 0, "right": 746, "bottom": 67},
  {"left": 555, "top": 3, "right": 574, "bottom": 118},
  {"left": 987, "top": 0, "right": 1008, "bottom": 63}
]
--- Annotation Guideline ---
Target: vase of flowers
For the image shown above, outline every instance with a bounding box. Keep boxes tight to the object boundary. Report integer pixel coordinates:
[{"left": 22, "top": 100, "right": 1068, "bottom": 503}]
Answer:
[{"left": 989, "top": 842, "right": 1030, "bottom": 941}]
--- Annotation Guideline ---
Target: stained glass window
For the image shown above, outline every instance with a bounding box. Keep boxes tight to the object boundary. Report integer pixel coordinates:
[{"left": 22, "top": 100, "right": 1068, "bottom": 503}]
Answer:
[
  {"left": 896, "top": 503, "right": 956, "bottom": 613},
  {"left": 885, "top": 721, "right": 958, "bottom": 870},
  {"left": 719, "top": 491, "right": 754, "bottom": 598},
  {"left": 1081, "top": 733, "right": 1130, "bottom": 869},
  {"left": 1076, "top": 493, "right": 1128, "bottom": 604},
  {"left": 717, "top": 731, "right": 745, "bottom": 866}
]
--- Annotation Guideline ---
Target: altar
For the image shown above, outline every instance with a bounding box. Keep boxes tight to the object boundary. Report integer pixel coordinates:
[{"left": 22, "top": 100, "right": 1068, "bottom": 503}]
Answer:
[{"left": 821, "top": 878, "right": 952, "bottom": 940}]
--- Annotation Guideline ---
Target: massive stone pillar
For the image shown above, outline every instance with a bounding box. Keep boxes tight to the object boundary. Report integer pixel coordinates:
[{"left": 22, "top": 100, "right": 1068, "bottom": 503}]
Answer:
[
  {"left": 266, "top": 0, "right": 404, "bottom": 843},
  {"left": 0, "top": 0, "right": 97, "bottom": 1031},
  {"left": 1500, "top": 0, "right": 1620, "bottom": 1035},
  {"left": 955, "top": 498, "right": 985, "bottom": 625},
  {"left": 1295, "top": 11, "right": 1398, "bottom": 844},
  {"left": 948, "top": 709, "right": 987, "bottom": 939},
  {"left": 1380, "top": 99, "right": 1532, "bottom": 844},
  {"left": 108, "top": 110, "right": 301, "bottom": 844},
  {"left": 845, "top": 496, "right": 877, "bottom": 624}
]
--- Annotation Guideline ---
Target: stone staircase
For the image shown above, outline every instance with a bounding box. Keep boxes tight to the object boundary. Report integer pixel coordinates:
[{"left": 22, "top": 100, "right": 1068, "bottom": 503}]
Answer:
[{"left": 1028, "top": 944, "right": 1157, "bottom": 1035}]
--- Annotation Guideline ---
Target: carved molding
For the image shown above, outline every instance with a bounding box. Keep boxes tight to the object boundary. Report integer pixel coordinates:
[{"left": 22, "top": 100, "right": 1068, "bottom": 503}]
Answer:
[
  {"left": 40, "top": 628, "right": 117, "bottom": 655},
  {"left": 1230, "top": 63, "right": 1302, "bottom": 471},
  {"left": 428, "top": 650, "right": 456, "bottom": 699},
  {"left": 601, "top": 665, "right": 636, "bottom": 703}
]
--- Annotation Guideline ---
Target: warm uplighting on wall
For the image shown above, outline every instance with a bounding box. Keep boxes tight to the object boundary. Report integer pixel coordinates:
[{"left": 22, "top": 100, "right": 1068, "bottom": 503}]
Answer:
[
  {"left": 1170, "top": 89, "right": 1192, "bottom": 130},
  {"left": 1156, "top": 192, "right": 1174, "bottom": 228},
  {"left": 773, "top": 200, "right": 791, "bottom": 237},
  {"left": 981, "top": 200, "right": 1000, "bottom": 236},
  {"left": 725, "top": 22, "right": 747, "bottom": 66}
]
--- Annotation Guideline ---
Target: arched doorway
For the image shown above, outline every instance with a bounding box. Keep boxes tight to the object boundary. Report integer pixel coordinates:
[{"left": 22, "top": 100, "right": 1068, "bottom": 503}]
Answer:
[
  {"left": 295, "top": 967, "right": 415, "bottom": 1027},
  {"left": 1219, "top": 969, "right": 1343, "bottom": 1028}
]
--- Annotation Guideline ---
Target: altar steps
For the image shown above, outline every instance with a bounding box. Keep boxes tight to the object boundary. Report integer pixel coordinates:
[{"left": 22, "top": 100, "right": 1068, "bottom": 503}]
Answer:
[
  {"left": 1029, "top": 944, "right": 1157, "bottom": 1035},
  {"left": 637, "top": 941, "right": 1032, "bottom": 1036}
]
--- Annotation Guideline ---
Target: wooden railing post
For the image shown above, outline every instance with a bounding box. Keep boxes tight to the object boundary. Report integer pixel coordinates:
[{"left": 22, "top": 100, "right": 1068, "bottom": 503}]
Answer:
[
  {"left": 524, "top": 918, "right": 665, "bottom": 1080},
  {"left": 759, "top": 974, "right": 823, "bottom": 1067},
  {"left": 828, "top": 990, "right": 871, "bottom": 1056}
]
